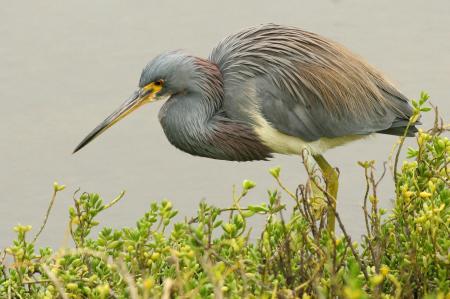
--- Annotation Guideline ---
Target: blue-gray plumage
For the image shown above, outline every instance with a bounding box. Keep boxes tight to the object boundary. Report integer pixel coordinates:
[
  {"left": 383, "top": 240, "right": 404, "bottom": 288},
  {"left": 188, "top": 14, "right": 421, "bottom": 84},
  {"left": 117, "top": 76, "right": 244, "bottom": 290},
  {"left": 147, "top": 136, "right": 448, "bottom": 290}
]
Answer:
[
  {"left": 74, "top": 23, "right": 418, "bottom": 162},
  {"left": 74, "top": 23, "right": 419, "bottom": 232}
]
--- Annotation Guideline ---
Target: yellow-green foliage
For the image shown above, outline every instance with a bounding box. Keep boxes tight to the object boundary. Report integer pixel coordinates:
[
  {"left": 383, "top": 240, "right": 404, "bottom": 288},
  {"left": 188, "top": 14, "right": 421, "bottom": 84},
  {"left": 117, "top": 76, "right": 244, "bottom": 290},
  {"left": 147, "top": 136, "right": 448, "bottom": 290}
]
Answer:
[{"left": 1, "top": 95, "right": 448, "bottom": 298}]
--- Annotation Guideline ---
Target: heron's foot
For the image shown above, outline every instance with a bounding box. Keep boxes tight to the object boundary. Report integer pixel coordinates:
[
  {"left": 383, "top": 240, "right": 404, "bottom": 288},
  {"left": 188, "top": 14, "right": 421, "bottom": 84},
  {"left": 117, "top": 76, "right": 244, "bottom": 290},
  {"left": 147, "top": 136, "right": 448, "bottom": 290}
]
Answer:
[
  {"left": 312, "top": 154, "right": 339, "bottom": 233},
  {"left": 308, "top": 180, "right": 327, "bottom": 219}
]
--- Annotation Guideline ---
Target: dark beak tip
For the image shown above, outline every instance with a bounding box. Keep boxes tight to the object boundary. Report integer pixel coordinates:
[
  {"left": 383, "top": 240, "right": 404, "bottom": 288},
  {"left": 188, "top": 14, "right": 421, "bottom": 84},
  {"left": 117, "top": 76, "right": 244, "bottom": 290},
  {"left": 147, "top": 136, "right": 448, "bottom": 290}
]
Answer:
[
  {"left": 72, "top": 139, "right": 90, "bottom": 154},
  {"left": 72, "top": 89, "right": 144, "bottom": 155},
  {"left": 72, "top": 145, "right": 81, "bottom": 154}
]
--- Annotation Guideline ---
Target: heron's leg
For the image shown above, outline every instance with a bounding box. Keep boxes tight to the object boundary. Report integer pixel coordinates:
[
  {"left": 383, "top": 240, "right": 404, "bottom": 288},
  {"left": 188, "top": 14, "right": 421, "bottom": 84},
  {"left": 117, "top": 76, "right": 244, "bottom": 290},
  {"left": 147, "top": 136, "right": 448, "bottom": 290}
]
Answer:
[{"left": 313, "top": 154, "right": 339, "bottom": 233}]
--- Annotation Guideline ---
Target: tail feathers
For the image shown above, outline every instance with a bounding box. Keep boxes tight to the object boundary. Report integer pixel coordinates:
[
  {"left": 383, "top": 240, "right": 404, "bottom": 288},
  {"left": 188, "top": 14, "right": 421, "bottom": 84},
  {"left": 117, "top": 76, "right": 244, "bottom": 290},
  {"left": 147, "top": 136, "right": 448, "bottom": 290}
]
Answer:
[
  {"left": 377, "top": 117, "right": 421, "bottom": 137},
  {"left": 377, "top": 125, "right": 418, "bottom": 137},
  {"left": 371, "top": 75, "right": 421, "bottom": 137}
]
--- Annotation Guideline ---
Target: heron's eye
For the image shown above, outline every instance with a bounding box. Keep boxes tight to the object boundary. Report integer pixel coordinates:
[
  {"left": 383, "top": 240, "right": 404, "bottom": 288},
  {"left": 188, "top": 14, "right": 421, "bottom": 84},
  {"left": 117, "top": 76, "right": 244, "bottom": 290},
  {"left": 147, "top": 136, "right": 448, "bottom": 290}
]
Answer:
[{"left": 143, "top": 80, "right": 164, "bottom": 93}]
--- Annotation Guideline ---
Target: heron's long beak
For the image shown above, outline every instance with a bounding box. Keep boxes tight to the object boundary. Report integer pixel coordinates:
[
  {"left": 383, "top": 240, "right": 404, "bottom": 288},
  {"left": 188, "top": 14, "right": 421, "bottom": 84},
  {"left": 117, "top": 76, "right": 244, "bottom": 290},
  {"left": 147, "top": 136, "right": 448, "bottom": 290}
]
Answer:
[{"left": 73, "top": 88, "right": 156, "bottom": 153}]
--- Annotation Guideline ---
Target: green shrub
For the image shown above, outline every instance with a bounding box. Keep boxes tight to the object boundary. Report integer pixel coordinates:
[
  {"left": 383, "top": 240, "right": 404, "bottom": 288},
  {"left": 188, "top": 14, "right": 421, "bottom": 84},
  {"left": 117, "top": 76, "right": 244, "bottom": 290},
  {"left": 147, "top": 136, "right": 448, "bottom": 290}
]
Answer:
[{"left": 1, "top": 95, "right": 448, "bottom": 298}]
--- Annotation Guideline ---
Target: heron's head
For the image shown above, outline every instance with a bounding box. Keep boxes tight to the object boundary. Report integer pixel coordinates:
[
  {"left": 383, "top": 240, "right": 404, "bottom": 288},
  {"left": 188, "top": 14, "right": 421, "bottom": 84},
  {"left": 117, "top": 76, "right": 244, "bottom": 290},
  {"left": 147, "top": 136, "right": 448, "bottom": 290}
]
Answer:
[{"left": 73, "top": 51, "right": 221, "bottom": 153}]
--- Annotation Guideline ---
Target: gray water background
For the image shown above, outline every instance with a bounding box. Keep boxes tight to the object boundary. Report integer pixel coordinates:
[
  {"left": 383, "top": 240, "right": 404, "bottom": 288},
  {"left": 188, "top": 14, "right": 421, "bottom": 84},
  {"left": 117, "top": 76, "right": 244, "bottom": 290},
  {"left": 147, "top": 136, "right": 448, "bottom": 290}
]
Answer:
[{"left": 0, "top": 0, "right": 449, "bottom": 248}]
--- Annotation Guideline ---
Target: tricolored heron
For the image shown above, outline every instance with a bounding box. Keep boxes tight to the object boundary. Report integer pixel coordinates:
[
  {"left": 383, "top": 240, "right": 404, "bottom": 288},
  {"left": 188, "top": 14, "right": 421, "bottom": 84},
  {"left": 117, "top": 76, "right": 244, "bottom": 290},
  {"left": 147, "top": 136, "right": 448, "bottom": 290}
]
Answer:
[{"left": 74, "top": 24, "right": 418, "bottom": 232}]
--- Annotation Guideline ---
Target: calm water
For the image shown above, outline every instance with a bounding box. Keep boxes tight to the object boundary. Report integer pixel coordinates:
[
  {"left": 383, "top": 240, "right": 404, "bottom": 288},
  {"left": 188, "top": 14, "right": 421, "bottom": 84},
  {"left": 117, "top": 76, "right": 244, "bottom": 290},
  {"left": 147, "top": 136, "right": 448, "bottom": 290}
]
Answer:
[{"left": 1, "top": 0, "right": 449, "bottom": 248}]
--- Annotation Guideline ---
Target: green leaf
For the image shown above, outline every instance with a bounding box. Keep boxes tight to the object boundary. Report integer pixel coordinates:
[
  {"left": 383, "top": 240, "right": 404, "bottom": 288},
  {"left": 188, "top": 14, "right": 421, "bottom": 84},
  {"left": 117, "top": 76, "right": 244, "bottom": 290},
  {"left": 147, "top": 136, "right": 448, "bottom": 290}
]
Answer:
[
  {"left": 269, "top": 167, "right": 281, "bottom": 179},
  {"left": 247, "top": 204, "right": 269, "bottom": 213},
  {"left": 242, "top": 179, "right": 256, "bottom": 190}
]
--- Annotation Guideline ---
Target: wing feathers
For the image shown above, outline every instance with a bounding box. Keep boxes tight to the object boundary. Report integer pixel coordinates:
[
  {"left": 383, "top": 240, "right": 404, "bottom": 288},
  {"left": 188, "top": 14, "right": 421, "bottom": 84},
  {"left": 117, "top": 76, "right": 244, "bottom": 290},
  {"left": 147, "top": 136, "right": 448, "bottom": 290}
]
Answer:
[{"left": 210, "top": 24, "right": 416, "bottom": 141}]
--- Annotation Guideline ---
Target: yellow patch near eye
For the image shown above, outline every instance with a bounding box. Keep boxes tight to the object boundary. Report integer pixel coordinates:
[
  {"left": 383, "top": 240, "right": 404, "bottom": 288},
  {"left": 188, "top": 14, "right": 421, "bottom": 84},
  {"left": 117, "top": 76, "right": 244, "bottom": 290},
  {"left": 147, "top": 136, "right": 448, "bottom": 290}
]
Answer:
[{"left": 143, "top": 80, "right": 163, "bottom": 93}]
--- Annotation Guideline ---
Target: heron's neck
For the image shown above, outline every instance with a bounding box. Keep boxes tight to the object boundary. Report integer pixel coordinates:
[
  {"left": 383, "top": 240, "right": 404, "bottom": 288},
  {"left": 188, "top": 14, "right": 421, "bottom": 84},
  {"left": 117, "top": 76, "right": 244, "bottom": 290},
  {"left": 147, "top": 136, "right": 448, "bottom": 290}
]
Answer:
[{"left": 158, "top": 92, "right": 271, "bottom": 161}]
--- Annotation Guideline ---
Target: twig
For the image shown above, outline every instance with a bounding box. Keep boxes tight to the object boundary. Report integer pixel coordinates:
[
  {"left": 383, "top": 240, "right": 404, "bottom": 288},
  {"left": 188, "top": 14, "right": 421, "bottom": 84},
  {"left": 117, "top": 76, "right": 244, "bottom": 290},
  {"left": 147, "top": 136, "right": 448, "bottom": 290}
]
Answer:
[
  {"left": 294, "top": 257, "right": 325, "bottom": 292},
  {"left": 334, "top": 207, "right": 370, "bottom": 281},
  {"left": 393, "top": 105, "right": 422, "bottom": 194},
  {"left": 33, "top": 186, "right": 62, "bottom": 244},
  {"left": 103, "top": 191, "right": 126, "bottom": 210},
  {"left": 0, "top": 249, "right": 6, "bottom": 264},
  {"left": 21, "top": 279, "right": 51, "bottom": 285},
  {"left": 188, "top": 207, "right": 252, "bottom": 224},
  {"left": 375, "top": 162, "right": 387, "bottom": 188},
  {"left": 116, "top": 257, "right": 139, "bottom": 299},
  {"left": 42, "top": 264, "right": 69, "bottom": 299},
  {"left": 161, "top": 278, "right": 174, "bottom": 299},
  {"left": 361, "top": 164, "right": 373, "bottom": 241}
]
